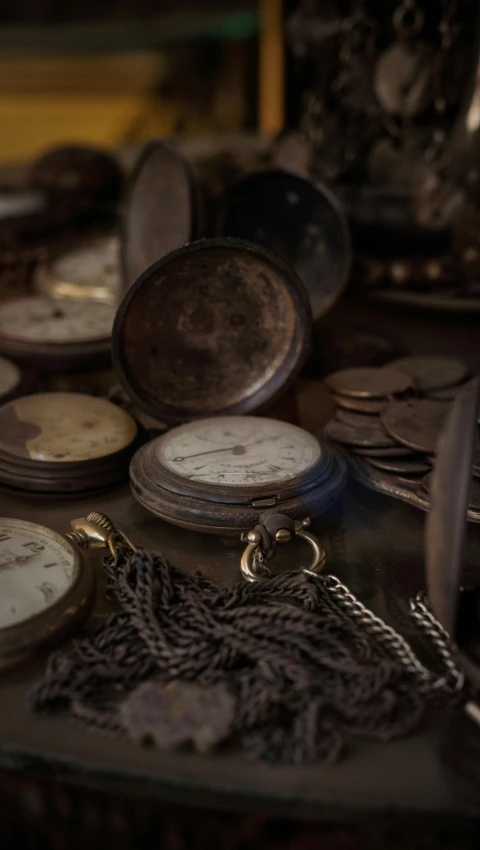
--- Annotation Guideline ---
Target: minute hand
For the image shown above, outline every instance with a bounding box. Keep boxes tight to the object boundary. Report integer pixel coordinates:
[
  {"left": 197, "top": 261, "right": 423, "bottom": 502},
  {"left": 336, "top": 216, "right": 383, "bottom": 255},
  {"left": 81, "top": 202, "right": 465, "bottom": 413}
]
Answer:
[{"left": 173, "top": 437, "right": 271, "bottom": 462}]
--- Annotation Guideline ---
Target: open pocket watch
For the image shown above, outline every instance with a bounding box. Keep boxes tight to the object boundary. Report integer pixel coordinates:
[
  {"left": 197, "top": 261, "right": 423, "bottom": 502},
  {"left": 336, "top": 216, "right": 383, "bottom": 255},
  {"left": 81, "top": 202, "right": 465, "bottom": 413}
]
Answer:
[
  {"left": 0, "top": 517, "right": 95, "bottom": 670},
  {"left": 112, "top": 237, "right": 347, "bottom": 535}
]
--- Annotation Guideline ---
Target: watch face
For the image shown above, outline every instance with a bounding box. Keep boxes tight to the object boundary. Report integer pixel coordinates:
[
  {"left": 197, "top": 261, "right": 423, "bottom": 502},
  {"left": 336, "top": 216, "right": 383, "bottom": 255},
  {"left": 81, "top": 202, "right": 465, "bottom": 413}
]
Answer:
[
  {"left": 0, "top": 356, "right": 21, "bottom": 398},
  {"left": 51, "top": 235, "right": 120, "bottom": 295},
  {"left": 0, "top": 296, "right": 115, "bottom": 344},
  {"left": 0, "top": 393, "right": 137, "bottom": 463},
  {"left": 156, "top": 416, "right": 321, "bottom": 486},
  {"left": 0, "top": 518, "right": 76, "bottom": 629}
]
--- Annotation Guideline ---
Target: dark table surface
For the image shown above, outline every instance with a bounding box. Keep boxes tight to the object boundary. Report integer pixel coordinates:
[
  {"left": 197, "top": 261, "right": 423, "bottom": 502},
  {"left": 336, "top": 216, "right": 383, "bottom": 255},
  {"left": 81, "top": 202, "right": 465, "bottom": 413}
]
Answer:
[{"left": 1, "top": 294, "right": 480, "bottom": 825}]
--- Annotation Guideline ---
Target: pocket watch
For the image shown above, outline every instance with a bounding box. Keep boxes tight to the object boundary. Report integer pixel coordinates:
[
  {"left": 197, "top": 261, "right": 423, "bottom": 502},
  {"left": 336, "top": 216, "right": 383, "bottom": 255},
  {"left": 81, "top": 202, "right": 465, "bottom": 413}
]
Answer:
[
  {"left": 33, "top": 232, "right": 120, "bottom": 304},
  {"left": 0, "top": 294, "right": 116, "bottom": 372},
  {"left": 121, "top": 140, "right": 198, "bottom": 292},
  {"left": 0, "top": 517, "right": 94, "bottom": 670},
  {"left": 112, "top": 237, "right": 347, "bottom": 533},
  {"left": 217, "top": 169, "right": 351, "bottom": 321},
  {"left": 0, "top": 392, "right": 138, "bottom": 494},
  {"left": 131, "top": 415, "right": 346, "bottom": 532}
]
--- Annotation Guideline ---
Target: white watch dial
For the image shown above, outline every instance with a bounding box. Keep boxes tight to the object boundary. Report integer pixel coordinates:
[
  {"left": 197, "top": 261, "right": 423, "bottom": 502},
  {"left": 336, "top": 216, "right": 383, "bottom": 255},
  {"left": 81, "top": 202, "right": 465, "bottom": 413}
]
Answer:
[
  {"left": 156, "top": 416, "right": 321, "bottom": 486},
  {"left": 0, "top": 356, "right": 21, "bottom": 398},
  {"left": 0, "top": 392, "right": 137, "bottom": 463},
  {"left": 0, "top": 519, "right": 76, "bottom": 629},
  {"left": 52, "top": 235, "right": 120, "bottom": 294},
  {"left": 0, "top": 296, "right": 115, "bottom": 344}
]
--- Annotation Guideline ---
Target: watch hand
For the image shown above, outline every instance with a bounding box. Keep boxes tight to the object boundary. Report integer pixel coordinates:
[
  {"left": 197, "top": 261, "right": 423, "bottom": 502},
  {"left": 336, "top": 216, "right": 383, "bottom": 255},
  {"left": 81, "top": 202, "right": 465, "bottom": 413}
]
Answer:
[
  {"left": 0, "top": 553, "right": 36, "bottom": 572},
  {"left": 173, "top": 436, "right": 273, "bottom": 462}
]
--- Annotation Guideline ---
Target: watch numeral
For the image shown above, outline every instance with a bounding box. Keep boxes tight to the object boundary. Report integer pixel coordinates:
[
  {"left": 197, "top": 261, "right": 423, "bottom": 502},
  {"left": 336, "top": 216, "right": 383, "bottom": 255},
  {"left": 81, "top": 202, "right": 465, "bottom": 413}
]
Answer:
[
  {"left": 23, "top": 541, "right": 45, "bottom": 553},
  {"left": 0, "top": 532, "right": 11, "bottom": 542}
]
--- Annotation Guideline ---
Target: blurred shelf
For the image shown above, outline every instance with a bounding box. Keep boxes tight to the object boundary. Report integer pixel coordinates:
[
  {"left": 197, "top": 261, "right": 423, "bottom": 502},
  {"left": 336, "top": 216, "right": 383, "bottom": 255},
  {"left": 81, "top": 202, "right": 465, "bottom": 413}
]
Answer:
[{"left": 0, "top": 8, "right": 258, "bottom": 53}]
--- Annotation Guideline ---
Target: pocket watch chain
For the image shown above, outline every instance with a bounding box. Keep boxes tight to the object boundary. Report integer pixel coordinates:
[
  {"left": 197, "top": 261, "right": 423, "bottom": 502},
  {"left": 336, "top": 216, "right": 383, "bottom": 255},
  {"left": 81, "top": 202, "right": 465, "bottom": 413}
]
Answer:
[
  {"left": 70, "top": 510, "right": 465, "bottom": 704},
  {"left": 240, "top": 511, "right": 464, "bottom": 700}
]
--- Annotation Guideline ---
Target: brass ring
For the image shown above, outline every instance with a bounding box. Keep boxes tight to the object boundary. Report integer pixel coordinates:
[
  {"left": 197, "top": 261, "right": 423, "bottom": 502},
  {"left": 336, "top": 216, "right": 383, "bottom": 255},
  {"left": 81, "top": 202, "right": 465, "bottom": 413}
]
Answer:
[{"left": 240, "top": 529, "right": 326, "bottom": 583}]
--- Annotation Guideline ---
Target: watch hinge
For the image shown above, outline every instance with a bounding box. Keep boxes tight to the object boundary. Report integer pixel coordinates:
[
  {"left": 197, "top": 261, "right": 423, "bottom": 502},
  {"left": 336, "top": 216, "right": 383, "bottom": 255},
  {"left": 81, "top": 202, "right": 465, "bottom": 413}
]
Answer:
[{"left": 250, "top": 496, "right": 279, "bottom": 508}]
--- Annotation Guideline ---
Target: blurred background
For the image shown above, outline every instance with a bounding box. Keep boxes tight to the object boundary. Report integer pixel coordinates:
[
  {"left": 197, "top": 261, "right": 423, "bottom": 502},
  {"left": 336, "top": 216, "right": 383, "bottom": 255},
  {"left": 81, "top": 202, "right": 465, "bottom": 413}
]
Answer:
[{"left": 0, "top": 0, "right": 284, "bottom": 162}]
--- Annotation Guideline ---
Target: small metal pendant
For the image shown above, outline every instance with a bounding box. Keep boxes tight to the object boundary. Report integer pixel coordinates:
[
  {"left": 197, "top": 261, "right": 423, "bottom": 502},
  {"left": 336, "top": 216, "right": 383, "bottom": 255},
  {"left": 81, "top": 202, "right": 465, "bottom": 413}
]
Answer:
[{"left": 374, "top": 42, "right": 435, "bottom": 118}]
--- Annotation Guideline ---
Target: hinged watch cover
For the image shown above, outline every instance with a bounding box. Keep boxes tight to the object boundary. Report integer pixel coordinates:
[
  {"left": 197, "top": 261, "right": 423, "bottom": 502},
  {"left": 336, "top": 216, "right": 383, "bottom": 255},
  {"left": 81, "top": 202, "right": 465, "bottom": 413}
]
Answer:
[
  {"left": 112, "top": 236, "right": 312, "bottom": 424},
  {"left": 120, "top": 140, "right": 199, "bottom": 293}
]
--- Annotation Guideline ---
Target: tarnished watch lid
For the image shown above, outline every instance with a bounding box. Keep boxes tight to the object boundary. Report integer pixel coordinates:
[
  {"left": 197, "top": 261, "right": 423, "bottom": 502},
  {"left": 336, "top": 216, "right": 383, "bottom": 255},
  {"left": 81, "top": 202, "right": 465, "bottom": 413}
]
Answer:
[
  {"left": 112, "top": 237, "right": 312, "bottom": 425},
  {"left": 121, "top": 140, "right": 197, "bottom": 292},
  {"left": 217, "top": 169, "right": 351, "bottom": 321}
]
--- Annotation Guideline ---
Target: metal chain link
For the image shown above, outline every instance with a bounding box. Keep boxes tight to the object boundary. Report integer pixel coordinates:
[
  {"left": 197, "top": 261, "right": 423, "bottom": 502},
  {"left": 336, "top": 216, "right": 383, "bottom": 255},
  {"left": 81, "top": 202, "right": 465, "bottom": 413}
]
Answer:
[{"left": 321, "top": 574, "right": 464, "bottom": 699}]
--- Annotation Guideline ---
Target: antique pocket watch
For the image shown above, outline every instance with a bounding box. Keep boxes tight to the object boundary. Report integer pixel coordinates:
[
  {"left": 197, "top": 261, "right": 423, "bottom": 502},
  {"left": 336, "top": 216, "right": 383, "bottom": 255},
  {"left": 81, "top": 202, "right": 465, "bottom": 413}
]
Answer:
[
  {"left": 112, "top": 237, "right": 347, "bottom": 533},
  {"left": 0, "top": 392, "right": 138, "bottom": 494},
  {"left": 0, "top": 294, "right": 116, "bottom": 372},
  {"left": 0, "top": 517, "right": 94, "bottom": 670},
  {"left": 33, "top": 232, "right": 121, "bottom": 304}
]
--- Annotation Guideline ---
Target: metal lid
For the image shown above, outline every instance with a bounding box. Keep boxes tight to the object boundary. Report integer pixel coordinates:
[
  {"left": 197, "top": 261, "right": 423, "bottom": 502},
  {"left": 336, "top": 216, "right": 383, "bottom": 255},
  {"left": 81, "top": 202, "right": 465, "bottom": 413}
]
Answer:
[
  {"left": 112, "top": 237, "right": 311, "bottom": 425},
  {"left": 120, "top": 140, "right": 197, "bottom": 292},
  {"left": 217, "top": 169, "right": 351, "bottom": 321}
]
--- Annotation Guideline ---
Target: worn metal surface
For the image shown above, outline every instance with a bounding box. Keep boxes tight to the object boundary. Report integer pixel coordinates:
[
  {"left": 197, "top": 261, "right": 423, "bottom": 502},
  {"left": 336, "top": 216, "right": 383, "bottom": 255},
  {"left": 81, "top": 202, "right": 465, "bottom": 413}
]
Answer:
[
  {"left": 217, "top": 169, "right": 351, "bottom": 322},
  {"left": 325, "top": 367, "right": 412, "bottom": 399},
  {"left": 121, "top": 141, "right": 197, "bottom": 292},
  {"left": 113, "top": 238, "right": 312, "bottom": 424},
  {"left": 324, "top": 417, "right": 397, "bottom": 449},
  {"left": 382, "top": 399, "right": 451, "bottom": 454},
  {"left": 389, "top": 357, "right": 468, "bottom": 393}
]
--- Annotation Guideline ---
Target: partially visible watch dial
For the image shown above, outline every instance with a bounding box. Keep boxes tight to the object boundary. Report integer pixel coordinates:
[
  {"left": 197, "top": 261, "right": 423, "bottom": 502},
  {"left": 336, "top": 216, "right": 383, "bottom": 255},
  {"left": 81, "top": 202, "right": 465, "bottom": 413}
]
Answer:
[
  {"left": 0, "top": 295, "right": 114, "bottom": 344},
  {"left": 0, "top": 518, "right": 76, "bottom": 629},
  {"left": 0, "top": 517, "right": 94, "bottom": 669},
  {"left": 0, "top": 392, "right": 137, "bottom": 463},
  {"left": 157, "top": 416, "right": 322, "bottom": 486},
  {"left": 35, "top": 234, "right": 121, "bottom": 303},
  {"left": 0, "top": 393, "right": 138, "bottom": 493}
]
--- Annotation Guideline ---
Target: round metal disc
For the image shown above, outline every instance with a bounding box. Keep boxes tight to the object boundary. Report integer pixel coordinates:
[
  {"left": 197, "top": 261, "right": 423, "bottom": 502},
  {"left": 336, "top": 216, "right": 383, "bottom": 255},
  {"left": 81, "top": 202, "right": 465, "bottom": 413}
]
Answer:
[
  {"left": 351, "top": 445, "right": 414, "bottom": 458},
  {"left": 325, "top": 367, "right": 413, "bottom": 399},
  {"left": 367, "top": 455, "right": 430, "bottom": 475},
  {"left": 389, "top": 357, "right": 468, "bottom": 393},
  {"left": 113, "top": 238, "right": 312, "bottom": 424},
  {"left": 383, "top": 399, "right": 452, "bottom": 454},
  {"left": 331, "top": 393, "right": 387, "bottom": 414},
  {"left": 324, "top": 417, "right": 397, "bottom": 448},
  {"left": 121, "top": 141, "right": 196, "bottom": 292},
  {"left": 335, "top": 409, "right": 381, "bottom": 427},
  {"left": 217, "top": 169, "right": 351, "bottom": 321},
  {"left": 363, "top": 461, "right": 425, "bottom": 490}
]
